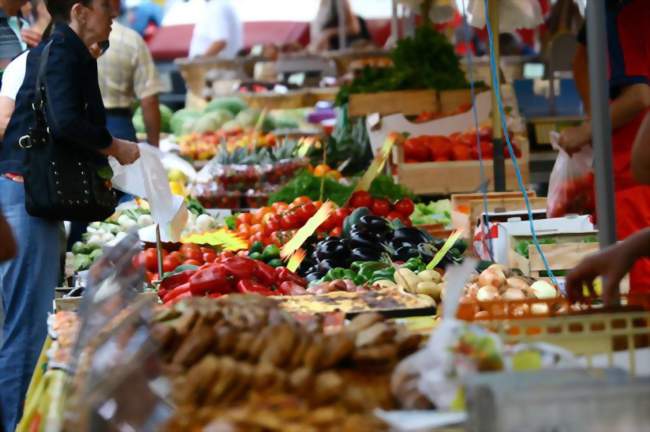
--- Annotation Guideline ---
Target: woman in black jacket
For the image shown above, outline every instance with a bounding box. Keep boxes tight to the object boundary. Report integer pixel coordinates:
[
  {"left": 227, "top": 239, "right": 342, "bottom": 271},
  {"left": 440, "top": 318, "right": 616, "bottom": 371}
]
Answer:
[{"left": 0, "top": 0, "right": 139, "bottom": 429}]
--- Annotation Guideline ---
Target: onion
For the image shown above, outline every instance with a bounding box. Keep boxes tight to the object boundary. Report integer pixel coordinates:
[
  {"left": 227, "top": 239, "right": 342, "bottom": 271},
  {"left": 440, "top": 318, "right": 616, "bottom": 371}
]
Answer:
[
  {"left": 466, "top": 283, "right": 480, "bottom": 299},
  {"left": 531, "top": 303, "right": 550, "bottom": 315},
  {"left": 476, "top": 285, "right": 499, "bottom": 302},
  {"left": 512, "top": 304, "right": 530, "bottom": 317},
  {"left": 478, "top": 269, "right": 506, "bottom": 288},
  {"left": 474, "top": 310, "right": 490, "bottom": 320},
  {"left": 530, "top": 280, "right": 557, "bottom": 299},
  {"left": 487, "top": 263, "right": 508, "bottom": 275},
  {"left": 502, "top": 287, "right": 526, "bottom": 301},
  {"left": 506, "top": 277, "right": 530, "bottom": 293}
]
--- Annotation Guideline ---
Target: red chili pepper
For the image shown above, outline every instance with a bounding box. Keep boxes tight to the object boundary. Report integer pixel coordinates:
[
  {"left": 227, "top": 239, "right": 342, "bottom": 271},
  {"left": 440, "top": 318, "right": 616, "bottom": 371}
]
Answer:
[
  {"left": 221, "top": 257, "right": 257, "bottom": 280},
  {"left": 189, "top": 264, "right": 232, "bottom": 296},
  {"left": 236, "top": 279, "right": 275, "bottom": 296},
  {"left": 162, "top": 282, "right": 191, "bottom": 303},
  {"left": 253, "top": 260, "right": 277, "bottom": 285},
  {"left": 275, "top": 267, "right": 307, "bottom": 287}
]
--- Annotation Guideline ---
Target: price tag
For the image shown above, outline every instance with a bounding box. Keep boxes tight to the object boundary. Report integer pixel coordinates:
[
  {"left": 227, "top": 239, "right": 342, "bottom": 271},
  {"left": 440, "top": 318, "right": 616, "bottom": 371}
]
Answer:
[
  {"left": 182, "top": 229, "right": 248, "bottom": 251},
  {"left": 353, "top": 132, "right": 400, "bottom": 193},
  {"left": 281, "top": 201, "right": 334, "bottom": 259},
  {"left": 426, "top": 229, "right": 464, "bottom": 270},
  {"left": 286, "top": 248, "right": 306, "bottom": 273}
]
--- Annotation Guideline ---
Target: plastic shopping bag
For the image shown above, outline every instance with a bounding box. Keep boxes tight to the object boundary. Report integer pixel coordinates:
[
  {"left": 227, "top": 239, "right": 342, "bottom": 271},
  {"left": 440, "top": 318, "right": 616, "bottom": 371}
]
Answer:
[
  {"left": 547, "top": 132, "right": 595, "bottom": 218},
  {"left": 463, "top": 0, "right": 543, "bottom": 32}
]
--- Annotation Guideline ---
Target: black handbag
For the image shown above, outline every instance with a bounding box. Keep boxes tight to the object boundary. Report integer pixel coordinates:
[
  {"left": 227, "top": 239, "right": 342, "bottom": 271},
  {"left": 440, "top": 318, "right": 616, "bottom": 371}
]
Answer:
[{"left": 19, "top": 40, "right": 118, "bottom": 222}]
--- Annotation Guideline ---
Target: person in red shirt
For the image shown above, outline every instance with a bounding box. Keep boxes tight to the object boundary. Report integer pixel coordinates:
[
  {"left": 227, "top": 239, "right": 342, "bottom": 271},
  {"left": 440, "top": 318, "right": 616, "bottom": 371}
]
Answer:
[{"left": 560, "top": 0, "right": 650, "bottom": 295}]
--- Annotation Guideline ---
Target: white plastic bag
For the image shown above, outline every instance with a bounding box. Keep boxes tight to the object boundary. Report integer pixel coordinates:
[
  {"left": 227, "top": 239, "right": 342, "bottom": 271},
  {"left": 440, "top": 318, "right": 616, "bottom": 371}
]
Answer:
[
  {"left": 547, "top": 132, "right": 595, "bottom": 218},
  {"left": 463, "top": 0, "right": 543, "bottom": 32}
]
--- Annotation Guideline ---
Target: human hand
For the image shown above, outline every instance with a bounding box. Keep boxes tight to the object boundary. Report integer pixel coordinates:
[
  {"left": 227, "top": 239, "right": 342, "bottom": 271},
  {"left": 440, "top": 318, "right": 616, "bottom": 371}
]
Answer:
[
  {"left": 558, "top": 122, "right": 591, "bottom": 155},
  {"left": 21, "top": 28, "right": 42, "bottom": 47},
  {"left": 109, "top": 138, "right": 140, "bottom": 165},
  {"left": 565, "top": 242, "right": 634, "bottom": 306}
]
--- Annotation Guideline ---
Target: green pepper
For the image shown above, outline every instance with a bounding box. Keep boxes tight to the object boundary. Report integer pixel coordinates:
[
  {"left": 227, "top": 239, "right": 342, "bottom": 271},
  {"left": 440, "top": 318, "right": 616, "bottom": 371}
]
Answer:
[
  {"left": 352, "top": 274, "right": 366, "bottom": 286},
  {"left": 369, "top": 268, "right": 396, "bottom": 284},
  {"left": 262, "top": 244, "right": 280, "bottom": 261},
  {"left": 267, "top": 258, "right": 283, "bottom": 268},
  {"left": 248, "top": 251, "right": 263, "bottom": 261},
  {"left": 342, "top": 269, "right": 357, "bottom": 281},
  {"left": 250, "top": 241, "right": 265, "bottom": 254},
  {"left": 403, "top": 257, "right": 425, "bottom": 272}
]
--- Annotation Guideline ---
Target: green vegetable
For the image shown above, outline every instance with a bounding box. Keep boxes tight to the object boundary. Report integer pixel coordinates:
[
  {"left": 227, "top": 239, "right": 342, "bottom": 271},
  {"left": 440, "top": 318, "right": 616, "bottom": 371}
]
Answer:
[
  {"left": 262, "top": 244, "right": 280, "bottom": 261},
  {"left": 323, "top": 267, "right": 346, "bottom": 282},
  {"left": 224, "top": 215, "right": 237, "bottom": 231},
  {"left": 352, "top": 261, "right": 389, "bottom": 281},
  {"left": 411, "top": 199, "right": 452, "bottom": 226},
  {"left": 204, "top": 96, "right": 247, "bottom": 116},
  {"left": 73, "top": 254, "right": 92, "bottom": 272},
  {"left": 267, "top": 258, "right": 283, "bottom": 268},
  {"left": 72, "top": 241, "right": 88, "bottom": 254},
  {"left": 186, "top": 197, "right": 205, "bottom": 215},
  {"left": 367, "top": 174, "right": 415, "bottom": 202},
  {"left": 89, "top": 248, "right": 103, "bottom": 261},
  {"left": 170, "top": 108, "right": 201, "bottom": 136},
  {"left": 337, "top": 25, "right": 469, "bottom": 105},
  {"left": 248, "top": 252, "right": 263, "bottom": 261},
  {"left": 403, "top": 257, "right": 426, "bottom": 273},
  {"left": 369, "top": 268, "right": 396, "bottom": 284},
  {"left": 250, "top": 241, "right": 264, "bottom": 254},
  {"left": 269, "top": 170, "right": 352, "bottom": 207},
  {"left": 352, "top": 274, "right": 366, "bottom": 286}
]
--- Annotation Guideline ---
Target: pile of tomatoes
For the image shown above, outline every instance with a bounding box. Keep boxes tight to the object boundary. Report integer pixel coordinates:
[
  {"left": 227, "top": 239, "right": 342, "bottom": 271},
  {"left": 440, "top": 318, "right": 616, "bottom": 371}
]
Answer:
[
  {"left": 348, "top": 191, "right": 414, "bottom": 225},
  {"left": 403, "top": 127, "right": 521, "bottom": 163},
  {"left": 135, "top": 243, "right": 220, "bottom": 282},
  {"left": 547, "top": 172, "right": 595, "bottom": 218},
  {"left": 235, "top": 196, "right": 351, "bottom": 247}
]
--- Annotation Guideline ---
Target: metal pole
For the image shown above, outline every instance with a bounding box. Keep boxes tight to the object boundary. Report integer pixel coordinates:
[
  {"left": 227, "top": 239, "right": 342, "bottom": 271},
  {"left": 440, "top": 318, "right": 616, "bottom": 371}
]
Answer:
[
  {"left": 586, "top": 1, "right": 617, "bottom": 247},
  {"left": 390, "top": 0, "right": 399, "bottom": 43},
  {"left": 336, "top": 0, "right": 347, "bottom": 50},
  {"left": 488, "top": 0, "right": 505, "bottom": 191}
]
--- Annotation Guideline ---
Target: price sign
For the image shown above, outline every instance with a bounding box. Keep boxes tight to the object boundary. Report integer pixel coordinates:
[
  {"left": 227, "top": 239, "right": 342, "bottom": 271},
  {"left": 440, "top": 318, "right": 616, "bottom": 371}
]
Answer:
[
  {"left": 182, "top": 229, "right": 248, "bottom": 251},
  {"left": 426, "top": 229, "right": 464, "bottom": 270},
  {"left": 281, "top": 201, "right": 335, "bottom": 260},
  {"left": 353, "top": 132, "right": 400, "bottom": 193}
]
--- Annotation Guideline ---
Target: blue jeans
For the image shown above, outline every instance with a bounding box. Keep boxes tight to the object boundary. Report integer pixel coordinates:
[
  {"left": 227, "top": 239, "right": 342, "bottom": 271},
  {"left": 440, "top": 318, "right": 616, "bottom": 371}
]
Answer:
[
  {"left": 106, "top": 112, "right": 137, "bottom": 142},
  {"left": 0, "top": 177, "right": 60, "bottom": 431}
]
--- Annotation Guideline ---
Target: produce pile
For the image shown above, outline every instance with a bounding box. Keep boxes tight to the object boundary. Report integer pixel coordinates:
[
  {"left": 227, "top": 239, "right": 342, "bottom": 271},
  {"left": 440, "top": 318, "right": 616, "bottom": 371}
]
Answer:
[
  {"left": 337, "top": 25, "right": 469, "bottom": 104},
  {"left": 178, "top": 129, "right": 277, "bottom": 161},
  {"left": 156, "top": 254, "right": 307, "bottom": 304},
  {"left": 190, "top": 140, "right": 309, "bottom": 209},
  {"left": 402, "top": 127, "right": 522, "bottom": 163},
  {"left": 410, "top": 199, "right": 452, "bottom": 227},
  {"left": 153, "top": 295, "right": 422, "bottom": 431}
]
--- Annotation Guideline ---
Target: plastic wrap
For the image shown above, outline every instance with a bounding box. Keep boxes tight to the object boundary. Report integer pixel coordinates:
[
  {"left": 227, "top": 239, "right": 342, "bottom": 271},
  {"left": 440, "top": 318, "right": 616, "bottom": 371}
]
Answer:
[
  {"left": 547, "top": 132, "right": 595, "bottom": 218},
  {"left": 463, "top": 0, "right": 543, "bottom": 32}
]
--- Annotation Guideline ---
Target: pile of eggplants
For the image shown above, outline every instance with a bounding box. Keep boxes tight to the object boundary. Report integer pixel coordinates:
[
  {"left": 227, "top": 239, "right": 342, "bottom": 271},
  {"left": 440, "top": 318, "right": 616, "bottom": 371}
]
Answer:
[{"left": 299, "top": 215, "right": 466, "bottom": 283}]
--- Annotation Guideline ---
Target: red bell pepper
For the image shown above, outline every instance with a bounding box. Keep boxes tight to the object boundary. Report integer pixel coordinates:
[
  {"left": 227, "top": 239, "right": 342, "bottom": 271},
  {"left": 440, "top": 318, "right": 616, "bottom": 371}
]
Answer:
[
  {"left": 221, "top": 257, "right": 257, "bottom": 280},
  {"left": 162, "top": 282, "right": 191, "bottom": 303},
  {"left": 275, "top": 267, "right": 307, "bottom": 287},
  {"left": 236, "top": 279, "right": 275, "bottom": 296},
  {"left": 253, "top": 260, "right": 277, "bottom": 285},
  {"left": 279, "top": 281, "right": 307, "bottom": 296},
  {"left": 189, "top": 264, "right": 232, "bottom": 296},
  {"left": 159, "top": 270, "right": 195, "bottom": 293}
]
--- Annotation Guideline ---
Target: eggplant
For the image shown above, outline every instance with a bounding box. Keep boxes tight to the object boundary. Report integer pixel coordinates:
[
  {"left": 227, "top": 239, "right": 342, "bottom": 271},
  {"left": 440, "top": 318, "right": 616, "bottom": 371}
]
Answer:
[
  {"left": 318, "top": 259, "right": 339, "bottom": 273},
  {"left": 349, "top": 231, "right": 383, "bottom": 250},
  {"left": 350, "top": 247, "right": 382, "bottom": 262},
  {"left": 358, "top": 215, "right": 391, "bottom": 234},
  {"left": 393, "top": 246, "right": 420, "bottom": 261},
  {"left": 392, "top": 227, "right": 431, "bottom": 245},
  {"left": 417, "top": 243, "right": 435, "bottom": 262},
  {"left": 389, "top": 238, "right": 416, "bottom": 252},
  {"left": 316, "top": 239, "right": 344, "bottom": 261}
]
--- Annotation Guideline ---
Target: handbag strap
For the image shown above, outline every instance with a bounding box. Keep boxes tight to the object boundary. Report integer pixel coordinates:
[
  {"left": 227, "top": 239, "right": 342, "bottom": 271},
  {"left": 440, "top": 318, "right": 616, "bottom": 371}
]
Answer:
[{"left": 33, "top": 40, "right": 54, "bottom": 110}]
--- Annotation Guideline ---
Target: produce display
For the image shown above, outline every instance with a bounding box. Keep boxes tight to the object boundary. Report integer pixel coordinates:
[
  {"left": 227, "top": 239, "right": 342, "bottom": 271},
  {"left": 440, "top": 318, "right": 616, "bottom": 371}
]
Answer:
[
  {"left": 156, "top": 254, "right": 307, "bottom": 304},
  {"left": 178, "top": 129, "right": 277, "bottom": 161},
  {"left": 410, "top": 199, "right": 452, "bottom": 227},
  {"left": 153, "top": 295, "right": 423, "bottom": 431},
  {"left": 337, "top": 25, "right": 469, "bottom": 104},
  {"left": 402, "top": 127, "right": 522, "bottom": 163}
]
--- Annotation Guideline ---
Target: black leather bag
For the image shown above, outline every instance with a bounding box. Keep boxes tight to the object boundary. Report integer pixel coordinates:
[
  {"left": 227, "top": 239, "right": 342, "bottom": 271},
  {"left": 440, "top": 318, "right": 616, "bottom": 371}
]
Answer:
[{"left": 19, "top": 41, "right": 117, "bottom": 221}]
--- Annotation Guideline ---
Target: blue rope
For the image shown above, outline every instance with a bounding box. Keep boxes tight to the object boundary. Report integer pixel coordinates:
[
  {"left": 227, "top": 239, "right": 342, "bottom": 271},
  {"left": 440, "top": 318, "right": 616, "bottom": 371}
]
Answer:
[
  {"left": 460, "top": 0, "right": 494, "bottom": 261},
  {"left": 482, "top": 0, "right": 559, "bottom": 286}
]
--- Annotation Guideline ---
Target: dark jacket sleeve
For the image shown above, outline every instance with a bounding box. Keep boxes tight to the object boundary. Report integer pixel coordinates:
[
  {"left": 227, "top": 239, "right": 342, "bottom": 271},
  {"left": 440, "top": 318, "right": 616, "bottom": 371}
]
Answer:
[{"left": 43, "top": 39, "right": 112, "bottom": 151}]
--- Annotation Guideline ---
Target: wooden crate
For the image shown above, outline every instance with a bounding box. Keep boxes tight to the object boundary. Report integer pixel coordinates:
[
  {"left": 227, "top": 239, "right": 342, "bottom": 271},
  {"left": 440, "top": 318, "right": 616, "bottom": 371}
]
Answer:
[
  {"left": 528, "top": 242, "right": 599, "bottom": 276},
  {"left": 451, "top": 191, "right": 533, "bottom": 214},
  {"left": 439, "top": 89, "right": 472, "bottom": 114},
  {"left": 349, "top": 90, "right": 439, "bottom": 117},
  {"left": 240, "top": 91, "right": 307, "bottom": 110},
  {"left": 393, "top": 136, "right": 530, "bottom": 195},
  {"left": 464, "top": 196, "right": 548, "bottom": 237}
]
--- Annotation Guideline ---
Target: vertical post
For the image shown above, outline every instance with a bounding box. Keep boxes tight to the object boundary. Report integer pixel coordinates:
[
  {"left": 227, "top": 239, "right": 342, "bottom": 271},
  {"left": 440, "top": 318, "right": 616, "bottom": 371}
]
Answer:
[
  {"left": 586, "top": 1, "right": 617, "bottom": 247},
  {"left": 336, "top": 0, "right": 347, "bottom": 50},
  {"left": 488, "top": 0, "right": 505, "bottom": 192},
  {"left": 155, "top": 224, "right": 164, "bottom": 280},
  {"left": 390, "top": 0, "right": 399, "bottom": 42}
]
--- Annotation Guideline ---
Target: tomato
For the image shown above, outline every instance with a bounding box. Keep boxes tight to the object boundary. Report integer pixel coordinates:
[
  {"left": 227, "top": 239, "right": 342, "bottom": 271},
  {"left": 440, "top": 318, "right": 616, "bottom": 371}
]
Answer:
[
  {"left": 250, "top": 224, "right": 264, "bottom": 235},
  {"left": 292, "top": 196, "right": 311, "bottom": 207},
  {"left": 386, "top": 211, "right": 402, "bottom": 220},
  {"left": 145, "top": 271, "right": 156, "bottom": 283},
  {"left": 371, "top": 198, "right": 391, "bottom": 217},
  {"left": 168, "top": 251, "right": 184, "bottom": 263},
  {"left": 183, "top": 247, "right": 203, "bottom": 263},
  {"left": 329, "top": 226, "right": 343, "bottom": 237},
  {"left": 163, "top": 255, "right": 181, "bottom": 273},
  {"left": 404, "top": 137, "right": 430, "bottom": 162},
  {"left": 400, "top": 217, "right": 413, "bottom": 227},
  {"left": 236, "top": 212, "right": 253, "bottom": 226},
  {"left": 142, "top": 248, "right": 160, "bottom": 273},
  {"left": 183, "top": 259, "right": 202, "bottom": 266},
  {"left": 394, "top": 198, "right": 415, "bottom": 217},
  {"left": 180, "top": 243, "right": 201, "bottom": 258},
  {"left": 451, "top": 145, "right": 471, "bottom": 161},
  {"left": 272, "top": 201, "right": 289, "bottom": 212},
  {"left": 295, "top": 203, "right": 317, "bottom": 223},
  {"left": 237, "top": 223, "right": 251, "bottom": 236},
  {"left": 250, "top": 232, "right": 265, "bottom": 244},
  {"left": 202, "top": 250, "right": 217, "bottom": 263},
  {"left": 281, "top": 212, "right": 300, "bottom": 230},
  {"left": 313, "top": 200, "right": 323, "bottom": 209},
  {"left": 349, "top": 191, "right": 373, "bottom": 209}
]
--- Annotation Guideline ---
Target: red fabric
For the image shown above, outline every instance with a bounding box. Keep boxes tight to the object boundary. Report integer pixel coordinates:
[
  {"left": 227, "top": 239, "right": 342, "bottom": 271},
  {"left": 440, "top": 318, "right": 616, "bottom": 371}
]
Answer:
[
  {"left": 616, "top": 1, "right": 650, "bottom": 82},
  {"left": 614, "top": 186, "right": 650, "bottom": 293}
]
